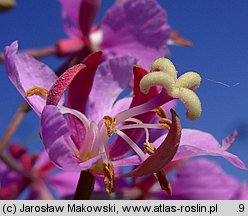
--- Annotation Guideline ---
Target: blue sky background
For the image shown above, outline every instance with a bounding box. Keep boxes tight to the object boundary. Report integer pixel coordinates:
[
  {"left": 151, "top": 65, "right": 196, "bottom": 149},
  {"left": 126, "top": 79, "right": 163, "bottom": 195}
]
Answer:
[{"left": 0, "top": 0, "right": 248, "bottom": 182}]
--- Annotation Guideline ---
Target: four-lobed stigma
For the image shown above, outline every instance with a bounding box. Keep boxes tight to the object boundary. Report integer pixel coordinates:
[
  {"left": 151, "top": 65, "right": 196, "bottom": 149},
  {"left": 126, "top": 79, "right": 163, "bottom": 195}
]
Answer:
[{"left": 140, "top": 58, "right": 202, "bottom": 120}]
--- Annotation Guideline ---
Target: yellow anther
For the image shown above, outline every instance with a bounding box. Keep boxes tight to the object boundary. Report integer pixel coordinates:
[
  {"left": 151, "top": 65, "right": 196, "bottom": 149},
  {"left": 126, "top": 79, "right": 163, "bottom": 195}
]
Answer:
[
  {"left": 156, "top": 170, "right": 172, "bottom": 196},
  {"left": 144, "top": 142, "right": 156, "bottom": 155},
  {"left": 26, "top": 86, "right": 48, "bottom": 97},
  {"left": 103, "top": 162, "right": 115, "bottom": 193},
  {"left": 158, "top": 118, "right": 171, "bottom": 130},
  {"left": 103, "top": 115, "right": 117, "bottom": 137},
  {"left": 144, "top": 142, "right": 172, "bottom": 195},
  {"left": 154, "top": 106, "right": 167, "bottom": 118}
]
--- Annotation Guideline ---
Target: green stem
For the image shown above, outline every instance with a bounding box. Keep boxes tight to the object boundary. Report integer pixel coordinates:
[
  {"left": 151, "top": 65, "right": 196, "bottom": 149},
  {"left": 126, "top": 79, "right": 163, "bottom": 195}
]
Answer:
[{"left": 74, "top": 171, "right": 95, "bottom": 200}]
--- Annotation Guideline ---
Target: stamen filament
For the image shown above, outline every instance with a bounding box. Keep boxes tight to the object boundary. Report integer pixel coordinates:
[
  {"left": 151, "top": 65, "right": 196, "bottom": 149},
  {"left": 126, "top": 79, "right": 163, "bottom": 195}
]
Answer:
[
  {"left": 59, "top": 106, "right": 90, "bottom": 128},
  {"left": 115, "top": 129, "right": 147, "bottom": 161},
  {"left": 59, "top": 106, "right": 91, "bottom": 156},
  {"left": 100, "top": 127, "right": 111, "bottom": 163},
  {"left": 123, "top": 117, "right": 150, "bottom": 142},
  {"left": 120, "top": 124, "right": 164, "bottom": 130}
]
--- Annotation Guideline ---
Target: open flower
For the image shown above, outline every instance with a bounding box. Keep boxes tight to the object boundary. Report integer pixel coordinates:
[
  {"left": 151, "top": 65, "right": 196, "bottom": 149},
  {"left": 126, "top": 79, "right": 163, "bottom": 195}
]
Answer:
[
  {"left": 57, "top": 0, "right": 171, "bottom": 69},
  {"left": 4, "top": 41, "right": 246, "bottom": 194}
]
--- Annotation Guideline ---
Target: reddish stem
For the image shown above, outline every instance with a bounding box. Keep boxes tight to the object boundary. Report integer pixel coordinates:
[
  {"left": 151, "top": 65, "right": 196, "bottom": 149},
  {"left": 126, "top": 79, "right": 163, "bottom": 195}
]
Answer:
[{"left": 0, "top": 45, "right": 57, "bottom": 62}]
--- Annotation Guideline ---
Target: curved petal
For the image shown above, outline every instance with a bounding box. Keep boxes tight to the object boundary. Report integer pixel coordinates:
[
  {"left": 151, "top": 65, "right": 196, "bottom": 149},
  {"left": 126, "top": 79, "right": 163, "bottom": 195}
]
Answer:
[
  {"left": 67, "top": 51, "right": 102, "bottom": 149},
  {"left": 4, "top": 41, "right": 59, "bottom": 116},
  {"left": 67, "top": 51, "right": 102, "bottom": 114},
  {"left": 169, "top": 159, "right": 242, "bottom": 200},
  {"left": 88, "top": 56, "right": 137, "bottom": 122},
  {"left": 41, "top": 105, "right": 100, "bottom": 171},
  {"left": 101, "top": 0, "right": 171, "bottom": 69},
  {"left": 121, "top": 110, "right": 181, "bottom": 177},
  {"left": 154, "top": 129, "right": 247, "bottom": 169}
]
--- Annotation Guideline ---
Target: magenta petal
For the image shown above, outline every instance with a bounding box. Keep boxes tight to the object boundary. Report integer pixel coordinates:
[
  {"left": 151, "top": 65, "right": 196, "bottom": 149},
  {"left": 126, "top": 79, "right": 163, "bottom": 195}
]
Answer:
[
  {"left": 67, "top": 51, "right": 102, "bottom": 114},
  {"left": 59, "top": 0, "right": 83, "bottom": 37},
  {"left": 154, "top": 129, "right": 247, "bottom": 169},
  {"left": 79, "top": 0, "right": 101, "bottom": 37},
  {"left": 222, "top": 130, "right": 237, "bottom": 150},
  {"left": 66, "top": 51, "right": 102, "bottom": 149},
  {"left": 88, "top": 56, "right": 137, "bottom": 122},
  {"left": 170, "top": 159, "right": 242, "bottom": 200},
  {"left": 41, "top": 105, "right": 101, "bottom": 171},
  {"left": 121, "top": 110, "right": 181, "bottom": 177},
  {"left": 114, "top": 155, "right": 142, "bottom": 167},
  {"left": 41, "top": 105, "right": 80, "bottom": 171},
  {"left": 110, "top": 97, "right": 132, "bottom": 117},
  {"left": 176, "top": 129, "right": 247, "bottom": 169},
  {"left": 4, "top": 41, "right": 59, "bottom": 116},
  {"left": 101, "top": 0, "right": 171, "bottom": 69},
  {"left": 41, "top": 105, "right": 95, "bottom": 172}
]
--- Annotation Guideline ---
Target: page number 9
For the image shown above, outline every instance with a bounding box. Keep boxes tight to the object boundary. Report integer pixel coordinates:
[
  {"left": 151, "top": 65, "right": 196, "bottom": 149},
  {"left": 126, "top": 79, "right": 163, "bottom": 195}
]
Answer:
[{"left": 238, "top": 204, "right": 244, "bottom": 212}]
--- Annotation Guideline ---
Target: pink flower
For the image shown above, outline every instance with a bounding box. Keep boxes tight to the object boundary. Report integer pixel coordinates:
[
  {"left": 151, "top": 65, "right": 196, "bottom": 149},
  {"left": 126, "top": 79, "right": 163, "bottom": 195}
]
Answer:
[
  {"left": 4, "top": 41, "right": 246, "bottom": 194},
  {"left": 57, "top": 0, "right": 171, "bottom": 69}
]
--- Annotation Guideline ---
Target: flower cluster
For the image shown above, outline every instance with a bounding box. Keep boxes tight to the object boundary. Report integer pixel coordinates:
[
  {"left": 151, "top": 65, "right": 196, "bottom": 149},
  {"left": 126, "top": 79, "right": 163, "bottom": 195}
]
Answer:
[{"left": 3, "top": 41, "right": 246, "bottom": 195}]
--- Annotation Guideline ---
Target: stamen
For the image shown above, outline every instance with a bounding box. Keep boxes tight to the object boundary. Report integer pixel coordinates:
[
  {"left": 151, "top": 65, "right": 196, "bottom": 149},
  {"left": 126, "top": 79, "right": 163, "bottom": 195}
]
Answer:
[
  {"left": 144, "top": 142, "right": 156, "bottom": 155},
  {"left": 100, "top": 127, "right": 111, "bottom": 163},
  {"left": 103, "top": 115, "right": 117, "bottom": 137},
  {"left": 156, "top": 170, "right": 172, "bottom": 196},
  {"left": 59, "top": 106, "right": 90, "bottom": 156},
  {"left": 119, "top": 123, "right": 164, "bottom": 130},
  {"left": 153, "top": 106, "right": 167, "bottom": 118},
  {"left": 59, "top": 106, "right": 90, "bottom": 132},
  {"left": 26, "top": 86, "right": 48, "bottom": 97},
  {"left": 158, "top": 118, "right": 171, "bottom": 130},
  {"left": 103, "top": 162, "right": 115, "bottom": 193},
  {"left": 123, "top": 117, "right": 150, "bottom": 142},
  {"left": 115, "top": 129, "right": 146, "bottom": 161},
  {"left": 143, "top": 141, "right": 172, "bottom": 196}
]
